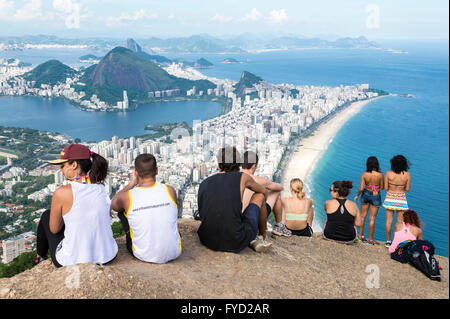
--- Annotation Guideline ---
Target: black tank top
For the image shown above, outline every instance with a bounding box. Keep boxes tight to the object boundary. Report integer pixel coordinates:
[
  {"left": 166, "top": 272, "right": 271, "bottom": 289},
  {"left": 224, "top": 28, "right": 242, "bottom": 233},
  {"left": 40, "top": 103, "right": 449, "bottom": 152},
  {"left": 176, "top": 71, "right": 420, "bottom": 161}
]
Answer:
[
  {"left": 197, "top": 171, "right": 254, "bottom": 252},
  {"left": 323, "top": 198, "right": 356, "bottom": 242}
]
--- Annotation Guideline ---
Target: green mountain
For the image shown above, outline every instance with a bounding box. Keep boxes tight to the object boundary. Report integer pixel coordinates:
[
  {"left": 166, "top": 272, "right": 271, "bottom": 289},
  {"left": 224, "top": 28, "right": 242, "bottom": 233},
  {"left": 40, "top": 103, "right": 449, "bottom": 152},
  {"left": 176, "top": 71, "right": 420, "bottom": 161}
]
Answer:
[
  {"left": 172, "top": 58, "right": 194, "bottom": 67},
  {"left": 23, "top": 60, "right": 76, "bottom": 87},
  {"left": 194, "top": 58, "right": 214, "bottom": 68},
  {"left": 233, "top": 71, "right": 263, "bottom": 97},
  {"left": 222, "top": 58, "right": 241, "bottom": 64},
  {"left": 139, "top": 51, "right": 172, "bottom": 64},
  {"left": 75, "top": 47, "right": 215, "bottom": 106}
]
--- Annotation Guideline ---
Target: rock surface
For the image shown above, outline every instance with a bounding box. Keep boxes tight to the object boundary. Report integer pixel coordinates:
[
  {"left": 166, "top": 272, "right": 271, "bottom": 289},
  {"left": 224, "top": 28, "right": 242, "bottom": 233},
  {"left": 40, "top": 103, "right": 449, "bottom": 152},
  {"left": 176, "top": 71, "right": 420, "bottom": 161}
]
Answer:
[{"left": 0, "top": 219, "right": 448, "bottom": 299}]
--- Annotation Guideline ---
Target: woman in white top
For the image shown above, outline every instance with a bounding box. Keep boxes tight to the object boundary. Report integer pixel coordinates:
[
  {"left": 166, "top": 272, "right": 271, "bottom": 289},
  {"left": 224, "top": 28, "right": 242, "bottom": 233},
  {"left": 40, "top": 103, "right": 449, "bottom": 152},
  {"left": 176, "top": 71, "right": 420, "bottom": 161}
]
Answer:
[{"left": 35, "top": 144, "right": 118, "bottom": 267}]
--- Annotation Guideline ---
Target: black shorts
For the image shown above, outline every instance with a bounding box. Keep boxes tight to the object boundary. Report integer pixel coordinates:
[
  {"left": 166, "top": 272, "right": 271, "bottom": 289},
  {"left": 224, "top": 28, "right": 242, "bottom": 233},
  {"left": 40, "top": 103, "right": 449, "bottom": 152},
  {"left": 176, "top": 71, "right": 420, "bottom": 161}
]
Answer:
[
  {"left": 265, "top": 203, "right": 272, "bottom": 217},
  {"left": 287, "top": 224, "right": 313, "bottom": 237}
]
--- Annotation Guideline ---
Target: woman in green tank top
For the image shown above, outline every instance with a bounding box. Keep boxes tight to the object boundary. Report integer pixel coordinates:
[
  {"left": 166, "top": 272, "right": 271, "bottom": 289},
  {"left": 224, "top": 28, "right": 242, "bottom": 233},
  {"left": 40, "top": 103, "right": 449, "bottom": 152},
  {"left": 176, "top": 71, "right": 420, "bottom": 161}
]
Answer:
[{"left": 281, "top": 178, "right": 314, "bottom": 237}]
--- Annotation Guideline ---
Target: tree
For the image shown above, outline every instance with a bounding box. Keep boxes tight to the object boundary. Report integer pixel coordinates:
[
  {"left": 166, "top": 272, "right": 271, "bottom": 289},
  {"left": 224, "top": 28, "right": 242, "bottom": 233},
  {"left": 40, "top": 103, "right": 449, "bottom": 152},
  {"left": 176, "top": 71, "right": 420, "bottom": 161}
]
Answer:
[
  {"left": 111, "top": 221, "right": 125, "bottom": 238},
  {"left": 0, "top": 251, "right": 37, "bottom": 278}
]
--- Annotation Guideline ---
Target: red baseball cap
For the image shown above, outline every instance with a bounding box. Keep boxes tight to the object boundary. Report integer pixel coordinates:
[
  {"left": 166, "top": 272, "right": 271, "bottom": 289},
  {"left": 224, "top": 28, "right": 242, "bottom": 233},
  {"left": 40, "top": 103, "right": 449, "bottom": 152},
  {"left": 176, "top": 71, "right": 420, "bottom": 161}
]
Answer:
[{"left": 49, "top": 144, "right": 91, "bottom": 164}]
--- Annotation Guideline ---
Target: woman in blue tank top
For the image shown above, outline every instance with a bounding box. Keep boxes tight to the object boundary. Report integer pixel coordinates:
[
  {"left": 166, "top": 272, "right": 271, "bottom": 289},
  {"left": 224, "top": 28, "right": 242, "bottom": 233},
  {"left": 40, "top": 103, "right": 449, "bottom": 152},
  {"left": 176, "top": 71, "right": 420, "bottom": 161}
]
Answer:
[{"left": 323, "top": 180, "right": 362, "bottom": 244}]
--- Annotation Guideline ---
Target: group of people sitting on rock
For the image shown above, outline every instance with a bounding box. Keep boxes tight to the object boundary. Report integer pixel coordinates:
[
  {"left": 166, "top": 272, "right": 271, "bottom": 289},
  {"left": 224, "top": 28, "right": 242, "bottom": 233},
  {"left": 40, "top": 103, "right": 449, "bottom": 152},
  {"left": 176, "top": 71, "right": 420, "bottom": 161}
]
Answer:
[{"left": 35, "top": 144, "right": 422, "bottom": 268}]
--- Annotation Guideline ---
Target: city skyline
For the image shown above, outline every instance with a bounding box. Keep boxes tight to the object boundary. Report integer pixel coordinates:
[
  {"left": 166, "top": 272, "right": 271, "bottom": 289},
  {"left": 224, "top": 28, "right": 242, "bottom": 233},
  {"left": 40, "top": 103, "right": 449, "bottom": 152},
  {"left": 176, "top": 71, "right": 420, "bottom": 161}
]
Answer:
[{"left": 0, "top": 0, "right": 448, "bottom": 40}]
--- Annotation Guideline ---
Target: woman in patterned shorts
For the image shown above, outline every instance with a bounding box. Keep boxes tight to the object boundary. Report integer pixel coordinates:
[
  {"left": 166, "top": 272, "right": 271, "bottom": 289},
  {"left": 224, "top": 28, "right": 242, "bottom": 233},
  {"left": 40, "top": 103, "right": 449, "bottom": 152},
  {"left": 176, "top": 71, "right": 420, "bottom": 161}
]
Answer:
[{"left": 383, "top": 155, "right": 411, "bottom": 248}]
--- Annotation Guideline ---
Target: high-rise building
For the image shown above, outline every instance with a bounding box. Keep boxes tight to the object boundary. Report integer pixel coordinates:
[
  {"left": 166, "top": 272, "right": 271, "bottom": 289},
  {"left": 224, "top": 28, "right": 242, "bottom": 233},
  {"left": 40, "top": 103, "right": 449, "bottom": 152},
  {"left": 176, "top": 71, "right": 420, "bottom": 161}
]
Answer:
[
  {"left": 129, "top": 136, "right": 136, "bottom": 149},
  {"left": 54, "top": 170, "right": 64, "bottom": 185},
  {"left": 1, "top": 237, "right": 25, "bottom": 264},
  {"left": 126, "top": 149, "right": 133, "bottom": 166},
  {"left": 105, "top": 176, "right": 112, "bottom": 196},
  {"left": 192, "top": 168, "right": 199, "bottom": 183},
  {"left": 123, "top": 90, "right": 129, "bottom": 109}
]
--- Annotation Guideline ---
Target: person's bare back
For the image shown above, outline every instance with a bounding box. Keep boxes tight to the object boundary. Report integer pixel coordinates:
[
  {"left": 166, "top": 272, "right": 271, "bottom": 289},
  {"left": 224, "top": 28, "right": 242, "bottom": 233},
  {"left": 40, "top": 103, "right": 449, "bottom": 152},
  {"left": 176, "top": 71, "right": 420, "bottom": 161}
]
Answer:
[{"left": 242, "top": 174, "right": 271, "bottom": 212}]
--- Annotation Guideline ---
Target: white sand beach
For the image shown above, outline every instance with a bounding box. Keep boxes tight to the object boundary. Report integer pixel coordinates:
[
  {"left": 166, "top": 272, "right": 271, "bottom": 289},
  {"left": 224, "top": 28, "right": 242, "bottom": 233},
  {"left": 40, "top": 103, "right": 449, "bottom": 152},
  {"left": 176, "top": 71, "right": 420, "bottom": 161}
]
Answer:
[{"left": 281, "top": 96, "right": 387, "bottom": 229}]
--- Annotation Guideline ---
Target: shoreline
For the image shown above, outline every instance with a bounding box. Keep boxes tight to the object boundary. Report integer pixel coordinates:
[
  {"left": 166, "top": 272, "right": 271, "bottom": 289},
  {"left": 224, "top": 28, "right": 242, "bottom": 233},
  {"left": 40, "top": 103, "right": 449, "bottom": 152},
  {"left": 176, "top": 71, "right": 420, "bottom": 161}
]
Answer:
[{"left": 281, "top": 95, "right": 390, "bottom": 230}]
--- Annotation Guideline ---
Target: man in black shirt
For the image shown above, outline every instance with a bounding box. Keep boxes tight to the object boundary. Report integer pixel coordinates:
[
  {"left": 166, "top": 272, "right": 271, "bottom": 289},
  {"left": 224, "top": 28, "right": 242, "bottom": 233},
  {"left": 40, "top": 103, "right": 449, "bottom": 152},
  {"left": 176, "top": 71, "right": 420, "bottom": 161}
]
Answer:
[{"left": 197, "top": 147, "right": 272, "bottom": 253}]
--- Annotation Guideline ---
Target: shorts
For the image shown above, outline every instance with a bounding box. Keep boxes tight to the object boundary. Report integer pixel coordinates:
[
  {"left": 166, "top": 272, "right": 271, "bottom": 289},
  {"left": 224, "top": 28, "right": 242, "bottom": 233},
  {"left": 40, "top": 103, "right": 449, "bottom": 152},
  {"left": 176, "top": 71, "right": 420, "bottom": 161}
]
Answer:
[
  {"left": 383, "top": 191, "right": 408, "bottom": 211},
  {"left": 265, "top": 203, "right": 272, "bottom": 217},
  {"left": 360, "top": 189, "right": 382, "bottom": 207},
  {"left": 242, "top": 203, "right": 260, "bottom": 238},
  {"left": 287, "top": 224, "right": 313, "bottom": 237}
]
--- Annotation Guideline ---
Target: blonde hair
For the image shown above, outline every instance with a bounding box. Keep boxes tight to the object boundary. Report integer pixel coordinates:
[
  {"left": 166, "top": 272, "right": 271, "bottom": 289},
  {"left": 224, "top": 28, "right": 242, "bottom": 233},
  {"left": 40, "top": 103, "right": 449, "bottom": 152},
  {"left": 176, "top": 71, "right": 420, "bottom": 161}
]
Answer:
[{"left": 290, "top": 178, "right": 305, "bottom": 200}]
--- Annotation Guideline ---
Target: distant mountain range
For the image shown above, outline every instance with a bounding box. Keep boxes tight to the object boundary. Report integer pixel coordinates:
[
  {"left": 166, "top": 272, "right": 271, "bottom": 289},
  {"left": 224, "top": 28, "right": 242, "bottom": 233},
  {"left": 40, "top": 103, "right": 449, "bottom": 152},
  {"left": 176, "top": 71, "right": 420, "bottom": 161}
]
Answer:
[
  {"left": 124, "top": 38, "right": 214, "bottom": 69},
  {"left": 0, "top": 34, "right": 381, "bottom": 53}
]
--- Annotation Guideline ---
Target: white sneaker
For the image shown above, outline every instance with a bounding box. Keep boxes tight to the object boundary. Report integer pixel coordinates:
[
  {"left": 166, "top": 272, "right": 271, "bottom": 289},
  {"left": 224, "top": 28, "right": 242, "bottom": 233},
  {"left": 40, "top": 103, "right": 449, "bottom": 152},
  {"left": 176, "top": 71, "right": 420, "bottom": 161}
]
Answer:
[
  {"left": 250, "top": 235, "right": 272, "bottom": 252},
  {"left": 272, "top": 222, "right": 292, "bottom": 237}
]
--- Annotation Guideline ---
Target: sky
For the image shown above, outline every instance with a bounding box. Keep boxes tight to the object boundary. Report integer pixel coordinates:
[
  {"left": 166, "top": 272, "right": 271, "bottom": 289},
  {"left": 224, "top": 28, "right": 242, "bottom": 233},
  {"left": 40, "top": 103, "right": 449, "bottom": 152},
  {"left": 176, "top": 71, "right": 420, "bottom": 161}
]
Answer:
[{"left": 0, "top": 0, "right": 448, "bottom": 40}]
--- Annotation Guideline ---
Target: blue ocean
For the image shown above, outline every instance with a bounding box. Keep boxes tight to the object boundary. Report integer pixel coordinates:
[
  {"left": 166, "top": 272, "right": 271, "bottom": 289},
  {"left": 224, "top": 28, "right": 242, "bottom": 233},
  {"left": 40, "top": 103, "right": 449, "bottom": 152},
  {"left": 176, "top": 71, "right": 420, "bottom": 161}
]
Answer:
[{"left": 1, "top": 40, "right": 448, "bottom": 256}]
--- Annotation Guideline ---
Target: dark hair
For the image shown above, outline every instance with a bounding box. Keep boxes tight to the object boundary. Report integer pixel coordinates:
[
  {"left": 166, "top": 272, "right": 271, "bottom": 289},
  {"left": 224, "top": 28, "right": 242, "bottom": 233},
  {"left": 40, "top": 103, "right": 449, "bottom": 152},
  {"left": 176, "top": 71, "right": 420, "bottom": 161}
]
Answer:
[
  {"left": 217, "top": 147, "right": 241, "bottom": 173},
  {"left": 390, "top": 155, "right": 410, "bottom": 174},
  {"left": 403, "top": 209, "right": 422, "bottom": 228},
  {"left": 135, "top": 154, "right": 157, "bottom": 178},
  {"left": 68, "top": 152, "right": 108, "bottom": 184},
  {"left": 241, "top": 151, "right": 258, "bottom": 170},
  {"left": 366, "top": 156, "right": 380, "bottom": 172},
  {"left": 332, "top": 180, "right": 353, "bottom": 197}
]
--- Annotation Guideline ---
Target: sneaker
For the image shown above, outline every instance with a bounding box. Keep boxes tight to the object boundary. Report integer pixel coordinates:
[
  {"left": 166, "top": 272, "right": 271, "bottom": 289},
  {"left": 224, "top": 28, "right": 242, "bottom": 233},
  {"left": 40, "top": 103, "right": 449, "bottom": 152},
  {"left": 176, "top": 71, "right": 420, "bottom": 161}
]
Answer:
[
  {"left": 385, "top": 241, "right": 392, "bottom": 248},
  {"left": 250, "top": 235, "right": 272, "bottom": 252},
  {"left": 359, "top": 235, "right": 368, "bottom": 242},
  {"left": 272, "top": 223, "right": 292, "bottom": 237},
  {"left": 34, "top": 256, "right": 48, "bottom": 266}
]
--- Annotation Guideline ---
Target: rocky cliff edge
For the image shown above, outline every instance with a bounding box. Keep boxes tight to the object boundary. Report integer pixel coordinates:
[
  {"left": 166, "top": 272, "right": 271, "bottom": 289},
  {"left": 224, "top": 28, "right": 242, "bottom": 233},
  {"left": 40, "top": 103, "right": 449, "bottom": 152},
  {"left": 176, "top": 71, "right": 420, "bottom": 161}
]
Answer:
[{"left": 0, "top": 219, "right": 448, "bottom": 299}]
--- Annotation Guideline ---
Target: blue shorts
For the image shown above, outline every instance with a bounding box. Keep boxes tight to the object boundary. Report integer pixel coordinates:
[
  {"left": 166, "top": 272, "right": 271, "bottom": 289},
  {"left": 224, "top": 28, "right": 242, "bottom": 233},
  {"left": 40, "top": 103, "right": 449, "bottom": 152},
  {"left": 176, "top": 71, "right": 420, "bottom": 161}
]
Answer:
[
  {"left": 243, "top": 203, "right": 260, "bottom": 237},
  {"left": 360, "top": 189, "right": 382, "bottom": 207}
]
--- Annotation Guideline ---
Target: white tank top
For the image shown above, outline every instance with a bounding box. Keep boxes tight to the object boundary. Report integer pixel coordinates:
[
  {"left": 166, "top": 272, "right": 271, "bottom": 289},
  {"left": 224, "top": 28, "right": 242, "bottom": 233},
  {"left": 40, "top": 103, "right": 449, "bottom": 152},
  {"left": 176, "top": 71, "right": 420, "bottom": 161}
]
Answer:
[
  {"left": 125, "top": 182, "right": 181, "bottom": 263},
  {"left": 55, "top": 182, "right": 118, "bottom": 266}
]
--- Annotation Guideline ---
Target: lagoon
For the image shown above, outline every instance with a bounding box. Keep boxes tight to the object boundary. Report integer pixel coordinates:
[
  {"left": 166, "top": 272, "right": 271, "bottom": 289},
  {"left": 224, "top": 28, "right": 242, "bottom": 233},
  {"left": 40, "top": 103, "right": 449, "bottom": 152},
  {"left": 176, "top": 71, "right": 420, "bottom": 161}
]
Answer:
[{"left": 0, "top": 96, "right": 221, "bottom": 142}]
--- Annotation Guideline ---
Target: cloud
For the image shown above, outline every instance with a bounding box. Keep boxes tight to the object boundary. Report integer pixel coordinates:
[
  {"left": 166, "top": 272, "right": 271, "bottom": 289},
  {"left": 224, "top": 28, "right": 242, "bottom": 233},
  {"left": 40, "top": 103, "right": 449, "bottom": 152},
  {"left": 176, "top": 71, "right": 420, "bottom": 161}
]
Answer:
[
  {"left": 105, "top": 9, "right": 158, "bottom": 26},
  {"left": 0, "top": 0, "right": 13, "bottom": 19},
  {"left": 13, "top": 0, "right": 43, "bottom": 21},
  {"left": 53, "top": 0, "right": 83, "bottom": 29},
  {"left": 119, "top": 9, "right": 147, "bottom": 22},
  {"left": 268, "top": 9, "right": 288, "bottom": 24},
  {"left": 0, "top": 0, "right": 13, "bottom": 13},
  {"left": 53, "top": 0, "right": 72, "bottom": 13},
  {"left": 210, "top": 14, "right": 233, "bottom": 23},
  {"left": 240, "top": 8, "right": 262, "bottom": 22}
]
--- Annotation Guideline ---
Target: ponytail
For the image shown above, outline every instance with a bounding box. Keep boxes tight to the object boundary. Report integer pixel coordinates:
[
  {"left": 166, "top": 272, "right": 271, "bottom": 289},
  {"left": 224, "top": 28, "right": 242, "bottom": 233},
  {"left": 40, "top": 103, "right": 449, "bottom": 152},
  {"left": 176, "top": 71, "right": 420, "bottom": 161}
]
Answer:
[
  {"left": 89, "top": 152, "right": 108, "bottom": 184},
  {"left": 290, "top": 178, "right": 306, "bottom": 200},
  {"left": 69, "top": 152, "right": 108, "bottom": 184},
  {"left": 332, "top": 180, "right": 353, "bottom": 197}
]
